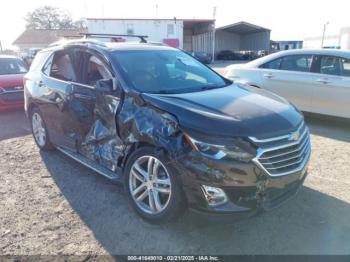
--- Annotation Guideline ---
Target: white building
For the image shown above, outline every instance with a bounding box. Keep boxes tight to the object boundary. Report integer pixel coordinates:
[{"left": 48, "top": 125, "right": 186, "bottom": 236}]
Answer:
[
  {"left": 303, "top": 27, "right": 350, "bottom": 49},
  {"left": 86, "top": 18, "right": 271, "bottom": 56},
  {"left": 340, "top": 27, "right": 350, "bottom": 49},
  {"left": 87, "top": 18, "right": 215, "bottom": 52}
]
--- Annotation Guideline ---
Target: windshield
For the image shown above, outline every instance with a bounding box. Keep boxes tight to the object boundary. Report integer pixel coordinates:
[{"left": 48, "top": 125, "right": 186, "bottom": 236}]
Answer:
[
  {"left": 0, "top": 58, "right": 28, "bottom": 75},
  {"left": 112, "top": 49, "right": 227, "bottom": 94}
]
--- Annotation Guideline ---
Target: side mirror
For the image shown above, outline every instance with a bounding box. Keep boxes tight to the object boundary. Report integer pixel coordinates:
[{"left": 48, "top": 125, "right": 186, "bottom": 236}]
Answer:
[{"left": 95, "top": 78, "right": 119, "bottom": 92}]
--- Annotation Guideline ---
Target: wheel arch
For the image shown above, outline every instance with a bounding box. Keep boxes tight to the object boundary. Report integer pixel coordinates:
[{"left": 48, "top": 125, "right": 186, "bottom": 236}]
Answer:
[
  {"left": 121, "top": 141, "right": 170, "bottom": 172},
  {"left": 27, "top": 102, "right": 39, "bottom": 117}
]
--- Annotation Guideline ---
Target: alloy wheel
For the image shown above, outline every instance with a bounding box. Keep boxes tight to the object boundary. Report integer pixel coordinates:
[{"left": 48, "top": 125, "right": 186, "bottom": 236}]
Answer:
[
  {"left": 32, "top": 112, "right": 46, "bottom": 147},
  {"left": 129, "top": 156, "right": 172, "bottom": 215}
]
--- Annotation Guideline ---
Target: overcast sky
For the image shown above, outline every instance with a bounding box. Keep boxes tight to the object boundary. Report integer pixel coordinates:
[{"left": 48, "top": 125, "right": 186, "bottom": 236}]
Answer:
[{"left": 0, "top": 0, "right": 349, "bottom": 49}]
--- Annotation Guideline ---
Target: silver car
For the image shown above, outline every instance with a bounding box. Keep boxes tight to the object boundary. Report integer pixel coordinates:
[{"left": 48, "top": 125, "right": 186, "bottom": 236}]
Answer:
[{"left": 225, "top": 49, "right": 350, "bottom": 118}]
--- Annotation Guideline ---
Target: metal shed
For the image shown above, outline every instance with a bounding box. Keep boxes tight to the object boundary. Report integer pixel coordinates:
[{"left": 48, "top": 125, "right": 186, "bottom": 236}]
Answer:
[{"left": 215, "top": 21, "right": 271, "bottom": 53}]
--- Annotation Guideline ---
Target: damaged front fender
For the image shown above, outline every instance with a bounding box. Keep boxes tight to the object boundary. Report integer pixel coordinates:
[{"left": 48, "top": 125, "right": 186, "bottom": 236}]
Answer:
[{"left": 117, "top": 95, "right": 188, "bottom": 158}]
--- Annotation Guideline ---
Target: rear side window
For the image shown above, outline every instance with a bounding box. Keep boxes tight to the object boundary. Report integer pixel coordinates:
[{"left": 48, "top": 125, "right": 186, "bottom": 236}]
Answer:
[
  {"left": 30, "top": 51, "right": 51, "bottom": 72},
  {"left": 320, "top": 56, "right": 350, "bottom": 77},
  {"left": 280, "top": 55, "right": 312, "bottom": 72},
  {"left": 49, "top": 51, "right": 77, "bottom": 82}
]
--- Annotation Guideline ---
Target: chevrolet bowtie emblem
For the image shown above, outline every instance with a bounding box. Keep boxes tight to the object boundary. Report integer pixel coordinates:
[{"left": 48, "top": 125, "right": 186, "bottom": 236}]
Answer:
[{"left": 289, "top": 131, "right": 300, "bottom": 141}]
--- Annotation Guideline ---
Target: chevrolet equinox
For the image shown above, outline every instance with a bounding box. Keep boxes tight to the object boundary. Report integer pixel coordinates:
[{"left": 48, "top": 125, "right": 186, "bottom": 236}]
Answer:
[{"left": 24, "top": 36, "right": 311, "bottom": 223}]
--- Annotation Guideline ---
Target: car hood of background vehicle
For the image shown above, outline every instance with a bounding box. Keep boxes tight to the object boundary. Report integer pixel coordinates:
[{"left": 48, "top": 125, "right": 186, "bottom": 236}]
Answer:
[
  {"left": 142, "top": 84, "right": 303, "bottom": 139},
  {"left": 0, "top": 74, "right": 25, "bottom": 88}
]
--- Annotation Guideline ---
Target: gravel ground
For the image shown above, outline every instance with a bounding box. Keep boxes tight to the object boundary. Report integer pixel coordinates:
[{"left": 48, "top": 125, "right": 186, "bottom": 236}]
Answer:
[{"left": 0, "top": 109, "right": 350, "bottom": 255}]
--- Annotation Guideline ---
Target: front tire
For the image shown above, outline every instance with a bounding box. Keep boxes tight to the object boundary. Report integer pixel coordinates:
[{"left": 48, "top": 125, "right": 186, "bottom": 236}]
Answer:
[
  {"left": 124, "top": 147, "right": 186, "bottom": 223},
  {"left": 30, "top": 108, "right": 54, "bottom": 151}
]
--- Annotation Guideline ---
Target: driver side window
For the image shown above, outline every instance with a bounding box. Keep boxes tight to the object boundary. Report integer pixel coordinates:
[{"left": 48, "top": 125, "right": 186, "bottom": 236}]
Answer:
[{"left": 86, "top": 55, "right": 113, "bottom": 87}]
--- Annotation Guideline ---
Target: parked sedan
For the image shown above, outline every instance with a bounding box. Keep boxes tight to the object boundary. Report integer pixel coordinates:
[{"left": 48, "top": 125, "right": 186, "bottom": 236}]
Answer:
[
  {"left": 225, "top": 49, "right": 350, "bottom": 119},
  {"left": 192, "top": 51, "right": 212, "bottom": 64},
  {"left": 0, "top": 55, "right": 28, "bottom": 110},
  {"left": 217, "top": 50, "right": 236, "bottom": 60}
]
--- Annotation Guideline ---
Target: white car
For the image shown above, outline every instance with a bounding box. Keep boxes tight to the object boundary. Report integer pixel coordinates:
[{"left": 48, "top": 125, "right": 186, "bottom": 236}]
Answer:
[{"left": 225, "top": 49, "right": 350, "bottom": 118}]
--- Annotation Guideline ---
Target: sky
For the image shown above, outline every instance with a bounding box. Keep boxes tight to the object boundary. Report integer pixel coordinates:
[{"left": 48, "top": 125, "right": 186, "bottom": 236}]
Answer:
[{"left": 1, "top": 0, "right": 349, "bottom": 49}]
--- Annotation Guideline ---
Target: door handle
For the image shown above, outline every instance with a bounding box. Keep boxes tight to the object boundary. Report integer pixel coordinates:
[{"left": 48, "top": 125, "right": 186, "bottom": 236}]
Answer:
[
  {"left": 316, "top": 78, "right": 330, "bottom": 84},
  {"left": 73, "top": 93, "right": 96, "bottom": 101},
  {"left": 263, "top": 73, "right": 274, "bottom": 79}
]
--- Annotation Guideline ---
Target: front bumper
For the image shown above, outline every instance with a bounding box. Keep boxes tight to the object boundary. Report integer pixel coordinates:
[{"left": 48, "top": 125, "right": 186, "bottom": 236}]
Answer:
[{"left": 176, "top": 151, "right": 309, "bottom": 217}]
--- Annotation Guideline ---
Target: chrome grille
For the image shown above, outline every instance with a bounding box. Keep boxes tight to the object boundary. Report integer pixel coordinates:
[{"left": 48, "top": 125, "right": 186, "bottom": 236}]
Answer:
[{"left": 250, "top": 122, "right": 311, "bottom": 177}]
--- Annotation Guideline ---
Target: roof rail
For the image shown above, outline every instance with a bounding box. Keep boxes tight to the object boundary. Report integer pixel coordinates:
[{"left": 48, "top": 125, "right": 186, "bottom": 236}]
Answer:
[
  {"left": 48, "top": 38, "right": 108, "bottom": 48},
  {"left": 81, "top": 33, "right": 148, "bottom": 43}
]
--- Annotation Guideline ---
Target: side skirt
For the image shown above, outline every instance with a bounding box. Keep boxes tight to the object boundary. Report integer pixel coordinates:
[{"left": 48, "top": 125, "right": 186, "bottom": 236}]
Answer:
[{"left": 56, "top": 146, "right": 123, "bottom": 183}]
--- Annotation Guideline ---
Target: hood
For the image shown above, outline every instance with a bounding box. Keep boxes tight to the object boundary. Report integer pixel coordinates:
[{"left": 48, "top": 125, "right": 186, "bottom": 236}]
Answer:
[
  {"left": 142, "top": 84, "right": 303, "bottom": 139},
  {"left": 0, "top": 74, "right": 25, "bottom": 88}
]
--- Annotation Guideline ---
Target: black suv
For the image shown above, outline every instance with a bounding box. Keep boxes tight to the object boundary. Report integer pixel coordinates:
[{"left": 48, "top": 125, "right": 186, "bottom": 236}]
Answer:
[{"left": 24, "top": 36, "right": 311, "bottom": 223}]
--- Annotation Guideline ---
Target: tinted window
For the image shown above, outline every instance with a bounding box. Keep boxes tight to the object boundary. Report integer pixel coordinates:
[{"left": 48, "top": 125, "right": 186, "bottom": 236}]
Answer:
[
  {"left": 30, "top": 51, "right": 51, "bottom": 72},
  {"left": 280, "top": 55, "right": 312, "bottom": 72},
  {"left": 261, "top": 58, "right": 282, "bottom": 69},
  {"left": 50, "top": 52, "right": 76, "bottom": 81},
  {"left": 86, "top": 55, "right": 113, "bottom": 86},
  {"left": 0, "top": 58, "right": 28, "bottom": 75},
  {"left": 112, "top": 50, "right": 227, "bottom": 94},
  {"left": 320, "top": 56, "right": 350, "bottom": 77}
]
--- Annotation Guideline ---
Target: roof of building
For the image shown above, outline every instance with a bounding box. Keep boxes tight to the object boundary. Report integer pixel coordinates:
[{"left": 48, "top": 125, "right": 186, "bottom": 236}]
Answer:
[
  {"left": 87, "top": 18, "right": 215, "bottom": 22},
  {"left": 274, "top": 40, "right": 303, "bottom": 43},
  {"left": 12, "top": 29, "right": 87, "bottom": 46},
  {"left": 216, "top": 21, "right": 270, "bottom": 34}
]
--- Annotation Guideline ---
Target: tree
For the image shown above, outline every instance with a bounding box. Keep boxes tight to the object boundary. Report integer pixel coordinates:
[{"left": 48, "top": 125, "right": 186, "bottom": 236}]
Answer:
[
  {"left": 73, "top": 19, "right": 87, "bottom": 30},
  {"left": 24, "top": 6, "right": 75, "bottom": 30}
]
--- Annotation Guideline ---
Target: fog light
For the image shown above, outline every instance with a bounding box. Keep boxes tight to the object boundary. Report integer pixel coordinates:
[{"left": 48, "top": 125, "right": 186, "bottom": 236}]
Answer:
[{"left": 201, "top": 185, "right": 228, "bottom": 207}]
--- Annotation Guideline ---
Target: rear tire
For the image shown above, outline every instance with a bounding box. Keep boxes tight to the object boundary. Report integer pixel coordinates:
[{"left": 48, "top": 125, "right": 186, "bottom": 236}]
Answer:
[
  {"left": 30, "top": 108, "right": 54, "bottom": 151},
  {"left": 124, "top": 147, "right": 186, "bottom": 223}
]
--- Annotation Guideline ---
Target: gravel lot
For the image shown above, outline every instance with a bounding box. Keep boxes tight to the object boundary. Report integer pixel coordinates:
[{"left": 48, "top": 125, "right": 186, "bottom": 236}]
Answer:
[{"left": 0, "top": 109, "right": 350, "bottom": 255}]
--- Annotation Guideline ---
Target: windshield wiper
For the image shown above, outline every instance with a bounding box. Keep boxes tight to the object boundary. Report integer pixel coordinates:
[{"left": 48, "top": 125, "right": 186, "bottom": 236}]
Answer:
[
  {"left": 200, "top": 84, "right": 226, "bottom": 91},
  {"left": 152, "top": 90, "right": 173, "bottom": 94}
]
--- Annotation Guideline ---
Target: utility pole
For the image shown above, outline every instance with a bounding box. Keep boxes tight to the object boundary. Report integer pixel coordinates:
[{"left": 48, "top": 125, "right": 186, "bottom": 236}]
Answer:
[
  {"left": 155, "top": 3, "right": 158, "bottom": 17},
  {"left": 0, "top": 40, "right": 3, "bottom": 53},
  {"left": 321, "top": 22, "right": 329, "bottom": 48},
  {"left": 212, "top": 6, "right": 216, "bottom": 63}
]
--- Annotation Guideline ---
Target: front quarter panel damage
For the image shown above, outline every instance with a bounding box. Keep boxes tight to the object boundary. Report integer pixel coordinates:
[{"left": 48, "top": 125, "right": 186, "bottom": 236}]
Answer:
[{"left": 117, "top": 96, "right": 187, "bottom": 159}]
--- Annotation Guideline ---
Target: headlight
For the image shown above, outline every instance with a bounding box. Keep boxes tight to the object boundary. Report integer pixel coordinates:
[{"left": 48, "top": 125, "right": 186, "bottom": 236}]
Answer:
[{"left": 184, "top": 133, "right": 254, "bottom": 162}]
